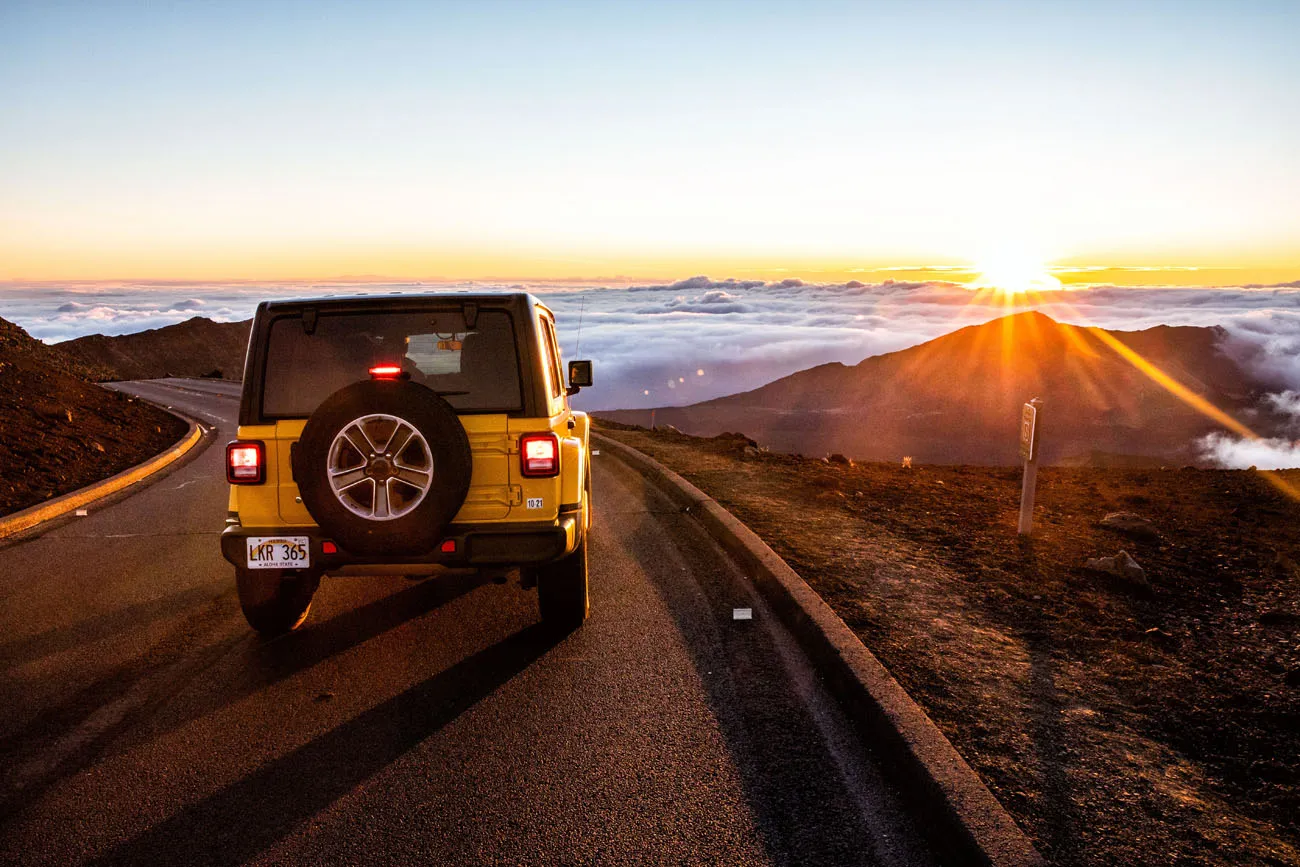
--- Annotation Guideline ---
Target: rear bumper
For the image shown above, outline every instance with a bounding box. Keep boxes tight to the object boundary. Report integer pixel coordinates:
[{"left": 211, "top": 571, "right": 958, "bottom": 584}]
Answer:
[{"left": 221, "top": 513, "right": 579, "bottom": 572}]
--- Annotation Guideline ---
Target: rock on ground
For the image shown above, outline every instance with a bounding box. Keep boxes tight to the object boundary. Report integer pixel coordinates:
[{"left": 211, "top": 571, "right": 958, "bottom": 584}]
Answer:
[
  {"left": 1085, "top": 550, "right": 1148, "bottom": 587},
  {"left": 1100, "top": 511, "right": 1160, "bottom": 539}
]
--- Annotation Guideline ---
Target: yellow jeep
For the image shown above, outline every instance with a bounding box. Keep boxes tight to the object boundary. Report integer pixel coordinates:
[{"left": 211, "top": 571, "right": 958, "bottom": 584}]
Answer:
[{"left": 220, "top": 293, "right": 593, "bottom": 636}]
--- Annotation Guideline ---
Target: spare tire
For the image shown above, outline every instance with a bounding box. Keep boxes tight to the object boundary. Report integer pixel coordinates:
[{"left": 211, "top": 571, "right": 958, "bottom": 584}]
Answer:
[{"left": 293, "top": 379, "right": 472, "bottom": 556}]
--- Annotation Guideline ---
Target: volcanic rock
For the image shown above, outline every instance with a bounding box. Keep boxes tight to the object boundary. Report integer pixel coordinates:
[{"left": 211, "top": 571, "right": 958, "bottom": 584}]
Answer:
[
  {"left": 1086, "top": 550, "right": 1148, "bottom": 587},
  {"left": 1100, "top": 511, "right": 1160, "bottom": 539}
]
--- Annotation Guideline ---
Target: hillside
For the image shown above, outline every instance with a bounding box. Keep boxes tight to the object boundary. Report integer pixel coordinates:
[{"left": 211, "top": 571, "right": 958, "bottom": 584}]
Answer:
[
  {"left": 598, "top": 423, "right": 1300, "bottom": 867},
  {"left": 0, "top": 317, "right": 187, "bottom": 517},
  {"left": 54, "top": 316, "right": 251, "bottom": 382},
  {"left": 601, "top": 311, "right": 1278, "bottom": 465}
]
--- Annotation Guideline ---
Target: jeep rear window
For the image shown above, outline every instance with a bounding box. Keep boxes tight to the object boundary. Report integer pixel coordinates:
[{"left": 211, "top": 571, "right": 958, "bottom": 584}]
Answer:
[{"left": 261, "top": 309, "right": 523, "bottom": 418}]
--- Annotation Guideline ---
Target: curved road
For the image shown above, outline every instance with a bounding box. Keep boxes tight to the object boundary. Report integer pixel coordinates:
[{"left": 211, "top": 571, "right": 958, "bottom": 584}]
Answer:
[{"left": 0, "top": 379, "right": 935, "bottom": 866}]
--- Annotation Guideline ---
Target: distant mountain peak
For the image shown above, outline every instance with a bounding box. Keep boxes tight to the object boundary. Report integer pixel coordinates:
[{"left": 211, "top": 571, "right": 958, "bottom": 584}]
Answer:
[
  {"left": 600, "top": 314, "right": 1274, "bottom": 466},
  {"left": 0, "top": 316, "right": 111, "bottom": 380},
  {"left": 53, "top": 316, "right": 252, "bottom": 382}
]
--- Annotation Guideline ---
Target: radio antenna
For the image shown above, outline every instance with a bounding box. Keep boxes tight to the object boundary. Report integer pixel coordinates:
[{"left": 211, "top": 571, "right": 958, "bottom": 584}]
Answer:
[{"left": 574, "top": 295, "right": 587, "bottom": 357}]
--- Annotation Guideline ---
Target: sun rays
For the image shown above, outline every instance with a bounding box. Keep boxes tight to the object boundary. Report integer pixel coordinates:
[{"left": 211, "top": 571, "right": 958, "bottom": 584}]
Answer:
[
  {"left": 949, "top": 271, "right": 1300, "bottom": 500},
  {"left": 971, "top": 251, "right": 1063, "bottom": 297}
]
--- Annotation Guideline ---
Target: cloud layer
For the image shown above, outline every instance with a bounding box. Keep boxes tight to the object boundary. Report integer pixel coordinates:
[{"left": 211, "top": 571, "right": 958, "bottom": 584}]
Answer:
[
  {"left": 1198, "top": 433, "right": 1300, "bottom": 470},
  {"left": 4, "top": 278, "right": 1300, "bottom": 423}
]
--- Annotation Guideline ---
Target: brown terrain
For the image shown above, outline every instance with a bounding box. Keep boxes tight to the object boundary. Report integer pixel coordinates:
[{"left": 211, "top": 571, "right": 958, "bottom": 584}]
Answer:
[
  {"left": 601, "top": 311, "right": 1284, "bottom": 466},
  {"left": 0, "top": 317, "right": 188, "bottom": 518},
  {"left": 54, "top": 316, "right": 251, "bottom": 382},
  {"left": 596, "top": 422, "right": 1300, "bottom": 866}
]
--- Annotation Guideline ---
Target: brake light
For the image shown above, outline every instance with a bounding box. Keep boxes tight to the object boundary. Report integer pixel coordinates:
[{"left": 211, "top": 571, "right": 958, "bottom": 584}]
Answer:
[
  {"left": 369, "top": 364, "right": 403, "bottom": 380},
  {"left": 226, "top": 441, "right": 264, "bottom": 484},
  {"left": 520, "top": 433, "right": 559, "bottom": 477},
  {"left": 440, "top": 539, "right": 457, "bottom": 554}
]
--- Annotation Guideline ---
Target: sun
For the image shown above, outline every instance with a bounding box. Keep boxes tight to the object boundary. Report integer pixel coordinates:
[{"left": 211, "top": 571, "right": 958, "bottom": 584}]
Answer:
[{"left": 971, "top": 252, "right": 1063, "bottom": 296}]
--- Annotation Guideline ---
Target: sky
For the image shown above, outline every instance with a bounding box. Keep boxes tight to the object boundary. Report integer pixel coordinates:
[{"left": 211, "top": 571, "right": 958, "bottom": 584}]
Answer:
[{"left": 2, "top": 0, "right": 1299, "bottom": 284}]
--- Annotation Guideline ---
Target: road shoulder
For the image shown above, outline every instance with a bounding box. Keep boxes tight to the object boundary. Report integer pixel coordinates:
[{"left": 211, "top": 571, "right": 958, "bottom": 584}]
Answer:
[{"left": 594, "top": 431, "right": 1045, "bottom": 867}]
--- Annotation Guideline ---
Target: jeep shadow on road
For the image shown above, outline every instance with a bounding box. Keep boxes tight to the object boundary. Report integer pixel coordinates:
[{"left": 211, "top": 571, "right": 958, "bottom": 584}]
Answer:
[
  {"left": 0, "top": 569, "right": 494, "bottom": 830},
  {"left": 92, "top": 618, "right": 563, "bottom": 867}
]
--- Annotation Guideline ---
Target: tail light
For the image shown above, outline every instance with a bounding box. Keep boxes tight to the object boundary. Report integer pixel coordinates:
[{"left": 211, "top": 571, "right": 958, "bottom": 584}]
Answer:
[
  {"left": 369, "top": 364, "right": 403, "bottom": 380},
  {"left": 226, "top": 441, "right": 265, "bottom": 484},
  {"left": 520, "top": 433, "right": 559, "bottom": 477}
]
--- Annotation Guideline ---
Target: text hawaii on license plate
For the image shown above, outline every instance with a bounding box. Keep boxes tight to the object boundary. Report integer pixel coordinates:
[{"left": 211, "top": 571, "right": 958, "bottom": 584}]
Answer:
[{"left": 246, "top": 536, "right": 310, "bottom": 569}]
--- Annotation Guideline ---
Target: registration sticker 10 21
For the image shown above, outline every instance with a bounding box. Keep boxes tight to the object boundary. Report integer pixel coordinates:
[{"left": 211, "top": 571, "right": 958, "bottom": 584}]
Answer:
[{"left": 246, "top": 536, "right": 310, "bottom": 569}]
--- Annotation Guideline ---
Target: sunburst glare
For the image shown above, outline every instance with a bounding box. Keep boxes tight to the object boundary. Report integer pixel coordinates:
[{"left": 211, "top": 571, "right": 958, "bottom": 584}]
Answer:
[{"left": 971, "top": 251, "right": 1063, "bottom": 296}]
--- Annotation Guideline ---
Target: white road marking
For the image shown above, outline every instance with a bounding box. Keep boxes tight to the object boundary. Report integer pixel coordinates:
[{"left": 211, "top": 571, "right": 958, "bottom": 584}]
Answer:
[
  {"left": 75, "top": 509, "right": 88, "bottom": 517},
  {"left": 733, "top": 608, "right": 753, "bottom": 620}
]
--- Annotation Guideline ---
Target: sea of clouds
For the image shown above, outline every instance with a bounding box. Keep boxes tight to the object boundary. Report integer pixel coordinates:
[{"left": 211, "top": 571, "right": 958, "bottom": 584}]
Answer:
[{"left": 3, "top": 276, "right": 1300, "bottom": 466}]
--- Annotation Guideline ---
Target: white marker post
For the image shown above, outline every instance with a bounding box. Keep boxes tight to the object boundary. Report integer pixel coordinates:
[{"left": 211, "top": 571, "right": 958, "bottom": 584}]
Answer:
[{"left": 1018, "top": 398, "right": 1043, "bottom": 536}]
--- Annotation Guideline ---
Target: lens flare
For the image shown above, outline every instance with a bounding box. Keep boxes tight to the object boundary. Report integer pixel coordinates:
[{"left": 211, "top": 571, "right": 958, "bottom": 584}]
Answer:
[{"left": 972, "top": 253, "right": 1063, "bottom": 296}]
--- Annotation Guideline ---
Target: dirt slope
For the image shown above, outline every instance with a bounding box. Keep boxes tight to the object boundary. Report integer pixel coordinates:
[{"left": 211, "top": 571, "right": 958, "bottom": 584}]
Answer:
[
  {"left": 601, "top": 311, "right": 1281, "bottom": 465},
  {"left": 54, "top": 316, "right": 251, "bottom": 382},
  {"left": 0, "top": 317, "right": 187, "bottom": 517}
]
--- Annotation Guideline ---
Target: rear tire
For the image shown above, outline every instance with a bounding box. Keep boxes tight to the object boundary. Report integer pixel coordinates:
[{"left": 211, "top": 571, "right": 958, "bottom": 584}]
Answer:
[
  {"left": 235, "top": 568, "right": 319, "bottom": 637},
  {"left": 293, "top": 379, "right": 472, "bottom": 557},
  {"left": 535, "top": 539, "right": 589, "bottom": 633}
]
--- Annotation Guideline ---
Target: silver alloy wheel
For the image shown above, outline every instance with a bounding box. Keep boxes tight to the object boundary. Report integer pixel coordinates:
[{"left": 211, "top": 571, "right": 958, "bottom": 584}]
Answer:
[{"left": 326, "top": 413, "right": 434, "bottom": 521}]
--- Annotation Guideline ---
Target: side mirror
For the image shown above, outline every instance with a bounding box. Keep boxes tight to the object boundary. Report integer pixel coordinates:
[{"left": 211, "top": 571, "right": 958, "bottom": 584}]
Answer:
[{"left": 567, "top": 359, "right": 593, "bottom": 395}]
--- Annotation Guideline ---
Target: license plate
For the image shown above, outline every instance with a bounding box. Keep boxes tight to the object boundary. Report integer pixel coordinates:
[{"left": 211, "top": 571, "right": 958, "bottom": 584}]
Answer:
[{"left": 246, "top": 536, "right": 311, "bottom": 569}]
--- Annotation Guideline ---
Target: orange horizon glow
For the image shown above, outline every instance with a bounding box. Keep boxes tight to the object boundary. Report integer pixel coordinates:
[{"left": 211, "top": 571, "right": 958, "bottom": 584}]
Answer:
[
  {"left": 970, "top": 249, "right": 1064, "bottom": 295},
  {"left": 1, "top": 249, "right": 1298, "bottom": 289}
]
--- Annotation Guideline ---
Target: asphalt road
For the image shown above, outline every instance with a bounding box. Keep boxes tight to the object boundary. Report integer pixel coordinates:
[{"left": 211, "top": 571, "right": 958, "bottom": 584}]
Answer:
[{"left": 0, "top": 378, "right": 936, "bottom": 866}]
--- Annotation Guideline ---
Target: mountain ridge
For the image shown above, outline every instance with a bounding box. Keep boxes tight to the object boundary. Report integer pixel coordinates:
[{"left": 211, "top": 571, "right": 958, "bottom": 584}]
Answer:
[
  {"left": 54, "top": 316, "right": 252, "bottom": 382},
  {"left": 599, "top": 311, "right": 1281, "bottom": 465}
]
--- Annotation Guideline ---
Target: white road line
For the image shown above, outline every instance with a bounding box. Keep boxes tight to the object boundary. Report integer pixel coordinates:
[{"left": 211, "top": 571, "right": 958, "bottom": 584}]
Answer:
[{"left": 121, "top": 385, "right": 230, "bottom": 425}]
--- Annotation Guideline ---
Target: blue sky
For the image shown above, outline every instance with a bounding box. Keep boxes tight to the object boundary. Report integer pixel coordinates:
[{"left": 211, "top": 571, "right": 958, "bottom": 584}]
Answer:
[{"left": 2, "top": 0, "right": 1298, "bottom": 281}]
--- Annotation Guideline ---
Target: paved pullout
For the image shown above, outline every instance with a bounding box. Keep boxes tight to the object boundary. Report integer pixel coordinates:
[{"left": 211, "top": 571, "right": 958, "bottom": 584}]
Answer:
[{"left": 0, "top": 379, "right": 935, "bottom": 866}]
